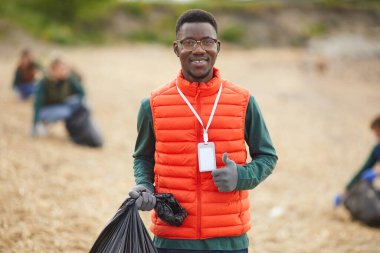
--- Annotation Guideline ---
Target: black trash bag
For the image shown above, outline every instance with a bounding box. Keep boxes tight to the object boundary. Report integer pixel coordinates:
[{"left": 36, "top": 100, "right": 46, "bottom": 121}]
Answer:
[
  {"left": 65, "top": 104, "right": 103, "bottom": 148},
  {"left": 344, "top": 181, "right": 380, "bottom": 227},
  {"left": 90, "top": 198, "right": 158, "bottom": 253},
  {"left": 154, "top": 193, "right": 188, "bottom": 226}
]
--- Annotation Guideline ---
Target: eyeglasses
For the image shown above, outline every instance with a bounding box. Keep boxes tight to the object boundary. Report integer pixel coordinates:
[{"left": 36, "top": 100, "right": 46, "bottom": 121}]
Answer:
[{"left": 176, "top": 38, "right": 218, "bottom": 51}]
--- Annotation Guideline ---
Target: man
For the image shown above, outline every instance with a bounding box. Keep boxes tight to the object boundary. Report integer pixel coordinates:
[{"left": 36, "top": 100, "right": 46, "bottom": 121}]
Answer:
[
  {"left": 12, "top": 49, "right": 42, "bottom": 100},
  {"left": 130, "top": 9, "right": 278, "bottom": 252}
]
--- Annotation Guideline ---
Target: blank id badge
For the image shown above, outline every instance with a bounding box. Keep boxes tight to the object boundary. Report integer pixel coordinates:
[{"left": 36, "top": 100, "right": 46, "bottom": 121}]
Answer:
[{"left": 197, "top": 142, "right": 217, "bottom": 172}]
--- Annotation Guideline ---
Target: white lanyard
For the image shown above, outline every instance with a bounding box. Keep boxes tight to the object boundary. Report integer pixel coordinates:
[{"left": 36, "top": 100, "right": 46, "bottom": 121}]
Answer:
[{"left": 176, "top": 80, "right": 223, "bottom": 144}]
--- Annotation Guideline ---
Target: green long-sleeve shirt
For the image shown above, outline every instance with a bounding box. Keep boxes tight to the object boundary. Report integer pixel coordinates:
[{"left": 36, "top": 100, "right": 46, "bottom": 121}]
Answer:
[
  {"left": 133, "top": 95, "right": 278, "bottom": 250},
  {"left": 346, "top": 143, "right": 380, "bottom": 190},
  {"left": 33, "top": 74, "right": 85, "bottom": 125}
]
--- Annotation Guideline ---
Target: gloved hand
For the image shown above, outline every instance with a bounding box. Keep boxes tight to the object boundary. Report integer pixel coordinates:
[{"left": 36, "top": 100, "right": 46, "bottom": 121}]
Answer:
[
  {"left": 211, "top": 153, "right": 238, "bottom": 192},
  {"left": 333, "top": 194, "right": 343, "bottom": 207},
  {"left": 30, "top": 122, "right": 47, "bottom": 137},
  {"left": 128, "top": 185, "right": 156, "bottom": 211},
  {"left": 361, "top": 168, "right": 377, "bottom": 182}
]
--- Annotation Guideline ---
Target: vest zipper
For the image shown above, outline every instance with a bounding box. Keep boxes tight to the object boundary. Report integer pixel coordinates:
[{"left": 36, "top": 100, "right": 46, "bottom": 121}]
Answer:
[{"left": 195, "top": 88, "right": 202, "bottom": 239}]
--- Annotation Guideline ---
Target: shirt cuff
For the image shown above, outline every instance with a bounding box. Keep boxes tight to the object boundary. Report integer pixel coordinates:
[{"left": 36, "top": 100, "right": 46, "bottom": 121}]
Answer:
[
  {"left": 141, "top": 182, "right": 155, "bottom": 193},
  {"left": 236, "top": 164, "right": 259, "bottom": 191}
]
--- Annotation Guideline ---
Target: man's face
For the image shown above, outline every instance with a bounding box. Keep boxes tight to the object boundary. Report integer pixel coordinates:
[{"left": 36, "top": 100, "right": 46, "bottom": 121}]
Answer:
[
  {"left": 174, "top": 22, "right": 220, "bottom": 82},
  {"left": 51, "top": 62, "right": 68, "bottom": 81}
]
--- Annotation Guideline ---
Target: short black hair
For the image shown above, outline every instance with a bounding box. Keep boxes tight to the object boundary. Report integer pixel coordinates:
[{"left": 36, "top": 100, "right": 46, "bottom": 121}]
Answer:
[{"left": 175, "top": 9, "right": 218, "bottom": 37}]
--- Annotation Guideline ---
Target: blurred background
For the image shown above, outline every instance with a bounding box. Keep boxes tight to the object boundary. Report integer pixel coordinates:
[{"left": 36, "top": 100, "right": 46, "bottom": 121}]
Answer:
[{"left": 0, "top": 0, "right": 379, "bottom": 252}]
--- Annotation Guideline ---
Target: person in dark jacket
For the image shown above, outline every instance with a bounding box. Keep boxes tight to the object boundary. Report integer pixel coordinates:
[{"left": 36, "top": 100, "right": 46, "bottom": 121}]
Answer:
[
  {"left": 334, "top": 115, "right": 380, "bottom": 206},
  {"left": 31, "top": 57, "right": 85, "bottom": 137},
  {"left": 12, "top": 48, "right": 42, "bottom": 100},
  {"left": 346, "top": 116, "right": 380, "bottom": 189}
]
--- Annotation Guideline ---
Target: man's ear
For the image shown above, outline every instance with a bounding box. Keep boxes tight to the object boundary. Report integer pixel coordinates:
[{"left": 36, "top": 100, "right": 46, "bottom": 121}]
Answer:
[
  {"left": 217, "top": 41, "right": 221, "bottom": 53},
  {"left": 173, "top": 41, "right": 180, "bottom": 57}
]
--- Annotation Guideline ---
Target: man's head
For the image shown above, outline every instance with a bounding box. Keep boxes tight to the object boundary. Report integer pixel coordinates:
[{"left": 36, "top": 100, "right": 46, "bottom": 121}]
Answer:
[
  {"left": 49, "top": 58, "right": 68, "bottom": 81},
  {"left": 371, "top": 116, "right": 380, "bottom": 140},
  {"left": 174, "top": 9, "right": 220, "bottom": 83},
  {"left": 20, "top": 48, "right": 32, "bottom": 67}
]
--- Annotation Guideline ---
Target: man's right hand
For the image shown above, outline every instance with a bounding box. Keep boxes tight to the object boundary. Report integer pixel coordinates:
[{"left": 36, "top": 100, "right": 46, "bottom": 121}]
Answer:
[{"left": 128, "top": 185, "right": 156, "bottom": 211}]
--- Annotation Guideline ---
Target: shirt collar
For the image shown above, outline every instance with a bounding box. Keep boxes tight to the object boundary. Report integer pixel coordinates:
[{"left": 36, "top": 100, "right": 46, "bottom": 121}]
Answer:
[{"left": 176, "top": 68, "right": 222, "bottom": 97}]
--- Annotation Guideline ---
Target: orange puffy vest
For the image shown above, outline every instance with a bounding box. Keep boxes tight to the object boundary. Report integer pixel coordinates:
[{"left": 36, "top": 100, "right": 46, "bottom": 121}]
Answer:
[{"left": 150, "top": 68, "right": 251, "bottom": 239}]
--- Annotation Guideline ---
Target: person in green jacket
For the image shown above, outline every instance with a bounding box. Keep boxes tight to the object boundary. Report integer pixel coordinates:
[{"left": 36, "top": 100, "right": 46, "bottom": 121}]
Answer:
[
  {"left": 346, "top": 116, "right": 380, "bottom": 189},
  {"left": 31, "top": 57, "right": 85, "bottom": 137},
  {"left": 334, "top": 115, "right": 380, "bottom": 206},
  {"left": 12, "top": 48, "right": 43, "bottom": 100},
  {"left": 129, "top": 9, "right": 278, "bottom": 252}
]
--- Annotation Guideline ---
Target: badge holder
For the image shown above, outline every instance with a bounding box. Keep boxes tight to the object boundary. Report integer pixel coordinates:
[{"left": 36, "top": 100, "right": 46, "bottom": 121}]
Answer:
[{"left": 198, "top": 142, "right": 216, "bottom": 172}]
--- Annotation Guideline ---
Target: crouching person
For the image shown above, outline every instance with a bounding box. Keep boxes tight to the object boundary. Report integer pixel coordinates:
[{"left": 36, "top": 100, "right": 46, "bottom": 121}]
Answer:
[
  {"left": 12, "top": 48, "right": 42, "bottom": 100},
  {"left": 32, "top": 58, "right": 103, "bottom": 148},
  {"left": 334, "top": 115, "right": 380, "bottom": 227}
]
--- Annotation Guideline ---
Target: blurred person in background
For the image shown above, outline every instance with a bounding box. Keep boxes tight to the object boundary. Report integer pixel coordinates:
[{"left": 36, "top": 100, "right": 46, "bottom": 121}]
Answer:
[
  {"left": 31, "top": 57, "right": 103, "bottom": 147},
  {"left": 345, "top": 116, "right": 380, "bottom": 190},
  {"left": 12, "top": 48, "right": 43, "bottom": 100},
  {"left": 335, "top": 115, "right": 380, "bottom": 204},
  {"left": 129, "top": 9, "right": 277, "bottom": 252},
  {"left": 334, "top": 116, "right": 380, "bottom": 227},
  {"left": 32, "top": 57, "right": 85, "bottom": 137}
]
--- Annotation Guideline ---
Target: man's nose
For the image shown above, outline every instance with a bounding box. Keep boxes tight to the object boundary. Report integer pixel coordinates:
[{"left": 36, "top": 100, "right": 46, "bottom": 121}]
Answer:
[{"left": 192, "top": 42, "right": 206, "bottom": 54}]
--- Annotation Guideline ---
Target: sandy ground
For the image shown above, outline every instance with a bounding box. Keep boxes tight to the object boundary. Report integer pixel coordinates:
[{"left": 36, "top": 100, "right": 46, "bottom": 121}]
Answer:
[{"left": 0, "top": 41, "right": 380, "bottom": 253}]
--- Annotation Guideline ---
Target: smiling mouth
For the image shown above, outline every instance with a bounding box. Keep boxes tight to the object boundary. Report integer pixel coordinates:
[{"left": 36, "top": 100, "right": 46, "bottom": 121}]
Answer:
[{"left": 190, "top": 59, "right": 208, "bottom": 65}]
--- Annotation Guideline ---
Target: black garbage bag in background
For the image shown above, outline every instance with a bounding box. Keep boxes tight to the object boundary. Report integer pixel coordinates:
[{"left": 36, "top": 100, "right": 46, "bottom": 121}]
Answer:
[
  {"left": 65, "top": 104, "right": 103, "bottom": 148},
  {"left": 90, "top": 194, "right": 188, "bottom": 253},
  {"left": 344, "top": 181, "right": 380, "bottom": 227},
  {"left": 90, "top": 198, "right": 157, "bottom": 253}
]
